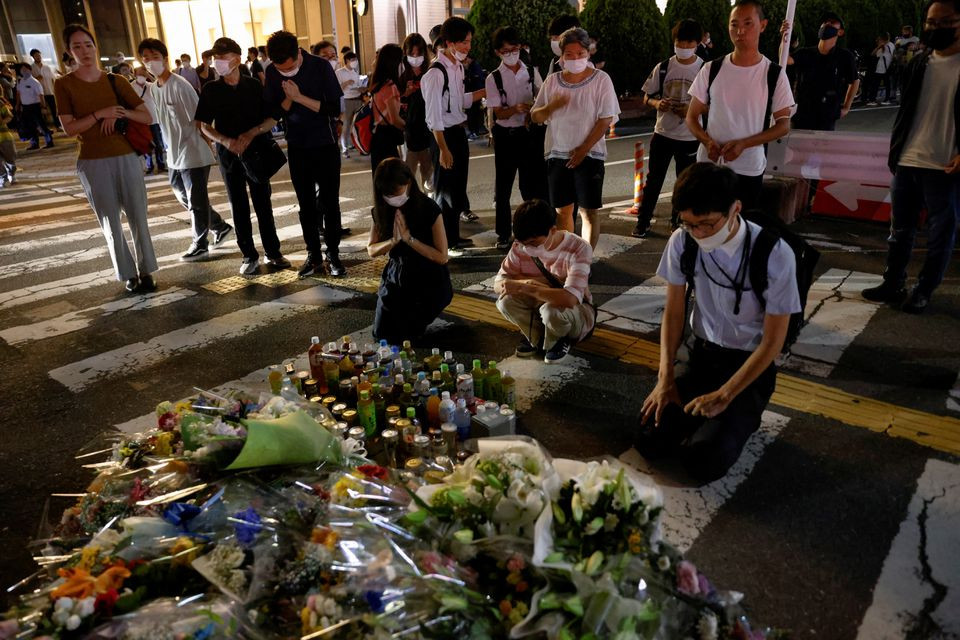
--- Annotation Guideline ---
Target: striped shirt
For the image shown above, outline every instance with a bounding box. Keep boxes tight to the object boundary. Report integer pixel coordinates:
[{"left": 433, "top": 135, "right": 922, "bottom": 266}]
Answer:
[{"left": 495, "top": 231, "right": 594, "bottom": 339}]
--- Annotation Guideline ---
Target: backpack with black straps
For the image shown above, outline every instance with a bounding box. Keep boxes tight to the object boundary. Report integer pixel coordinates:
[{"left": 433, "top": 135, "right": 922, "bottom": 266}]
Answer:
[
  {"left": 428, "top": 61, "right": 452, "bottom": 114},
  {"left": 679, "top": 210, "right": 819, "bottom": 352},
  {"left": 702, "top": 55, "right": 782, "bottom": 155},
  {"left": 490, "top": 63, "right": 536, "bottom": 116}
]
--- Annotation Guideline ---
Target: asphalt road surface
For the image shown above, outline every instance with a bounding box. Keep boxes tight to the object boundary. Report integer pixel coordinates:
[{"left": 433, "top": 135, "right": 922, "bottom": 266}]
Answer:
[{"left": 1, "top": 106, "right": 958, "bottom": 640}]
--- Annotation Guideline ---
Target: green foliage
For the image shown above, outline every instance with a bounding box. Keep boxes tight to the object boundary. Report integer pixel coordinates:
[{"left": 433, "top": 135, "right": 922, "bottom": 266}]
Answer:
[
  {"left": 581, "top": 0, "right": 669, "bottom": 94},
  {"left": 664, "top": 0, "right": 732, "bottom": 55},
  {"left": 789, "top": 0, "right": 925, "bottom": 60},
  {"left": 466, "top": 0, "right": 576, "bottom": 73}
]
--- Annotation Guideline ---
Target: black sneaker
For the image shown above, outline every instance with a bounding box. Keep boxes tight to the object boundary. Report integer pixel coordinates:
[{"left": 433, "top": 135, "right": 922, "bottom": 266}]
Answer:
[
  {"left": 326, "top": 255, "right": 346, "bottom": 277},
  {"left": 265, "top": 255, "right": 291, "bottom": 269},
  {"left": 212, "top": 224, "right": 233, "bottom": 247},
  {"left": 298, "top": 258, "right": 323, "bottom": 278},
  {"left": 496, "top": 237, "right": 513, "bottom": 251},
  {"left": 124, "top": 277, "right": 139, "bottom": 293},
  {"left": 459, "top": 210, "right": 479, "bottom": 222},
  {"left": 240, "top": 257, "right": 260, "bottom": 276},
  {"left": 137, "top": 274, "right": 157, "bottom": 292},
  {"left": 632, "top": 219, "right": 651, "bottom": 238},
  {"left": 544, "top": 337, "right": 573, "bottom": 364},
  {"left": 515, "top": 336, "right": 538, "bottom": 358},
  {"left": 862, "top": 280, "right": 907, "bottom": 304},
  {"left": 902, "top": 288, "right": 930, "bottom": 314},
  {"left": 180, "top": 243, "right": 209, "bottom": 262}
]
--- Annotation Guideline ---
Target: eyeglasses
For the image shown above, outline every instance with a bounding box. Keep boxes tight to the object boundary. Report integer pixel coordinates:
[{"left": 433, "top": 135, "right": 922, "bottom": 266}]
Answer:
[
  {"left": 925, "top": 16, "right": 960, "bottom": 29},
  {"left": 679, "top": 216, "right": 726, "bottom": 233}
]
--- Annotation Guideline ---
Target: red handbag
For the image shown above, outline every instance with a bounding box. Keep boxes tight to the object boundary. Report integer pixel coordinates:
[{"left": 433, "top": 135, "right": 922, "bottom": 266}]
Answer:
[{"left": 105, "top": 74, "right": 155, "bottom": 155}]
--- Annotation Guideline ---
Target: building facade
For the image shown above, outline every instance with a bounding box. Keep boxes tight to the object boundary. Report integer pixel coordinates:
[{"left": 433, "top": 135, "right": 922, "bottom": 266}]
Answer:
[{"left": 0, "top": 0, "right": 473, "bottom": 72}]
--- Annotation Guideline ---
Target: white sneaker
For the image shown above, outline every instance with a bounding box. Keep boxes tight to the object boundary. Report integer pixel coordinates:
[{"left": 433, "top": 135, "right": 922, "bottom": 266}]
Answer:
[{"left": 239, "top": 257, "right": 259, "bottom": 275}]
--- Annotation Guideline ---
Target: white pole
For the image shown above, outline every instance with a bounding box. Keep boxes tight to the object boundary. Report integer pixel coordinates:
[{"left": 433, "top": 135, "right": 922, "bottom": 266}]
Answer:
[{"left": 780, "top": 0, "right": 798, "bottom": 67}]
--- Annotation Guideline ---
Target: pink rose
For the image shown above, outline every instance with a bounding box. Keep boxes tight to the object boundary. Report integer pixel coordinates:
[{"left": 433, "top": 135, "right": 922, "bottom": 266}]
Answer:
[
  {"left": 676, "top": 560, "right": 700, "bottom": 596},
  {"left": 506, "top": 553, "right": 526, "bottom": 574},
  {"left": 158, "top": 412, "right": 178, "bottom": 431}
]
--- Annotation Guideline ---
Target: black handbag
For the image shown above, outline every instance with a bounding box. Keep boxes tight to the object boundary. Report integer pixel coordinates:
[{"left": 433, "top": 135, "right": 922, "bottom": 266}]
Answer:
[{"left": 240, "top": 134, "right": 287, "bottom": 184}]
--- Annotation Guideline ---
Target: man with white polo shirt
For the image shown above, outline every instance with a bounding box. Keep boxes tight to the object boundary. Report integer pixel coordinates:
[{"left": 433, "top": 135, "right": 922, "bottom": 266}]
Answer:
[
  {"left": 29, "top": 49, "right": 58, "bottom": 130},
  {"left": 637, "top": 163, "right": 801, "bottom": 483},
  {"left": 15, "top": 63, "right": 53, "bottom": 149},
  {"left": 138, "top": 38, "right": 233, "bottom": 262},
  {"left": 486, "top": 26, "right": 548, "bottom": 250},
  {"left": 685, "top": 0, "right": 795, "bottom": 211}
]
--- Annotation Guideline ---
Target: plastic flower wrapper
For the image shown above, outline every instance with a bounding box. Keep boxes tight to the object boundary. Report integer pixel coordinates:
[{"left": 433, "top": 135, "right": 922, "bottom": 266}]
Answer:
[{"left": 83, "top": 594, "right": 264, "bottom": 639}]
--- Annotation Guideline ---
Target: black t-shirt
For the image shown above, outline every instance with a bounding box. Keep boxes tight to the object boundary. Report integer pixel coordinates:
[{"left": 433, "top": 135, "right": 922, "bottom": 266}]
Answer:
[
  {"left": 194, "top": 75, "right": 267, "bottom": 138},
  {"left": 249, "top": 59, "right": 264, "bottom": 77},
  {"left": 792, "top": 46, "right": 857, "bottom": 122},
  {"left": 263, "top": 49, "right": 343, "bottom": 148}
]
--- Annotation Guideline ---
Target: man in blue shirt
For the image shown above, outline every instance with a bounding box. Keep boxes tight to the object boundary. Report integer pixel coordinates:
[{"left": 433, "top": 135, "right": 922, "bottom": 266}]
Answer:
[
  {"left": 636, "top": 163, "right": 801, "bottom": 483},
  {"left": 264, "top": 30, "right": 346, "bottom": 277}
]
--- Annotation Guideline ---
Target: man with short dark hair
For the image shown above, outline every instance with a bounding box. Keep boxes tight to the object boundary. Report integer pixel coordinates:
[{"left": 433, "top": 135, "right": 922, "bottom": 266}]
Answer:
[
  {"left": 177, "top": 53, "right": 201, "bottom": 92},
  {"left": 247, "top": 47, "right": 265, "bottom": 83},
  {"left": 312, "top": 41, "right": 338, "bottom": 68},
  {"left": 264, "top": 30, "right": 346, "bottom": 277},
  {"left": 494, "top": 199, "right": 595, "bottom": 364},
  {"left": 636, "top": 162, "right": 800, "bottom": 483},
  {"left": 29, "top": 49, "right": 58, "bottom": 129},
  {"left": 863, "top": 0, "right": 960, "bottom": 313},
  {"left": 15, "top": 63, "right": 53, "bottom": 149},
  {"left": 422, "top": 17, "right": 486, "bottom": 253}
]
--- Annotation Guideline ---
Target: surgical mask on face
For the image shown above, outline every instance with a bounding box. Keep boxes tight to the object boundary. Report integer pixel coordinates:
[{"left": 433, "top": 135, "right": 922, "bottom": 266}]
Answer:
[
  {"left": 453, "top": 49, "right": 468, "bottom": 62},
  {"left": 328, "top": 58, "right": 338, "bottom": 69},
  {"left": 213, "top": 59, "right": 234, "bottom": 76},
  {"left": 522, "top": 242, "right": 546, "bottom": 258},
  {"left": 818, "top": 25, "right": 840, "bottom": 40},
  {"left": 501, "top": 51, "right": 521, "bottom": 66},
  {"left": 563, "top": 57, "right": 589, "bottom": 74},
  {"left": 277, "top": 63, "right": 300, "bottom": 78},
  {"left": 551, "top": 40, "right": 563, "bottom": 57},
  {"left": 135, "top": 75, "right": 147, "bottom": 85},
  {"left": 145, "top": 60, "right": 165, "bottom": 77},
  {"left": 921, "top": 26, "right": 959, "bottom": 51},
  {"left": 384, "top": 189, "right": 409, "bottom": 208},
  {"left": 181, "top": 61, "right": 190, "bottom": 68},
  {"left": 349, "top": 60, "right": 359, "bottom": 70},
  {"left": 407, "top": 55, "right": 424, "bottom": 67},
  {"left": 675, "top": 46, "right": 697, "bottom": 59},
  {"left": 690, "top": 210, "right": 737, "bottom": 252}
]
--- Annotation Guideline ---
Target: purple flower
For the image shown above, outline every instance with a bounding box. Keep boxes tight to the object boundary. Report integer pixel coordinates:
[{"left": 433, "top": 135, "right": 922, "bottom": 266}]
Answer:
[{"left": 233, "top": 507, "right": 262, "bottom": 547}]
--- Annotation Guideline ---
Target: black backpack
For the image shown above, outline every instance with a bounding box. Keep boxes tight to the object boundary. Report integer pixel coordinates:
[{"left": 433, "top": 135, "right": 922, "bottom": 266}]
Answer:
[
  {"left": 490, "top": 64, "right": 537, "bottom": 122},
  {"left": 679, "top": 210, "right": 820, "bottom": 352},
  {"left": 428, "top": 61, "right": 452, "bottom": 114},
  {"left": 702, "top": 55, "right": 782, "bottom": 154}
]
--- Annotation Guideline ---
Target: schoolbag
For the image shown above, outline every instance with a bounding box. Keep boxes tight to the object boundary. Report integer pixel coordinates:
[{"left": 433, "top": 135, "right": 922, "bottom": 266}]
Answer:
[
  {"left": 428, "top": 61, "right": 451, "bottom": 113},
  {"left": 490, "top": 63, "right": 537, "bottom": 118},
  {"left": 652, "top": 57, "right": 672, "bottom": 97},
  {"left": 350, "top": 99, "right": 374, "bottom": 154},
  {"left": 679, "top": 210, "right": 820, "bottom": 352},
  {"left": 702, "top": 55, "right": 781, "bottom": 154}
]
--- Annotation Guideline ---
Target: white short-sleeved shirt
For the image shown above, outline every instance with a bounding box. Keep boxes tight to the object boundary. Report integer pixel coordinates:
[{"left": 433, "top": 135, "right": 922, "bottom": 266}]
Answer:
[
  {"left": 533, "top": 69, "right": 620, "bottom": 161},
  {"left": 642, "top": 56, "right": 704, "bottom": 141},
  {"left": 336, "top": 66, "right": 363, "bottom": 99},
  {"left": 688, "top": 54, "right": 795, "bottom": 177},
  {"left": 657, "top": 219, "right": 801, "bottom": 351},
  {"left": 899, "top": 52, "right": 960, "bottom": 170},
  {"left": 485, "top": 62, "right": 542, "bottom": 128},
  {"left": 31, "top": 63, "right": 57, "bottom": 95},
  {"left": 17, "top": 76, "right": 44, "bottom": 105},
  {"left": 422, "top": 52, "right": 473, "bottom": 131},
  {"left": 151, "top": 73, "right": 215, "bottom": 170},
  {"left": 875, "top": 42, "right": 895, "bottom": 73},
  {"left": 133, "top": 80, "right": 158, "bottom": 125}
]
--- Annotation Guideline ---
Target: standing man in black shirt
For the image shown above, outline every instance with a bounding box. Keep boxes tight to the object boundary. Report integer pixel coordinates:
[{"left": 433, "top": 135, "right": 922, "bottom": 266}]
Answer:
[
  {"left": 195, "top": 37, "right": 290, "bottom": 276},
  {"left": 780, "top": 12, "right": 859, "bottom": 131},
  {"left": 264, "top": 30, "right": 346, "bottom": 277},
  {"left": 247, "top": 47, "right": 265, "bottom": 83}
]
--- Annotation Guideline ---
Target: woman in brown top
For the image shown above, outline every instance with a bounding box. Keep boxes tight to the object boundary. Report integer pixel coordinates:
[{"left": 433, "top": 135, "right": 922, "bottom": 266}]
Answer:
[{"left": 54, "top": 24, "right": 158, "bottom": 293}]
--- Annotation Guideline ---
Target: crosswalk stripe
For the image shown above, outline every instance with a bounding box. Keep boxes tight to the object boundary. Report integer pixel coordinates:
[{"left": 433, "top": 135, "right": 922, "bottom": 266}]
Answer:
[
  {"left": 0, "top": 287, "right": 197, "bottom": 346},
  {"left": 620, "top": 410, "right": 791, "bottom": 554},
  {"left": 596, "top": 277, "right": 666, "bottom": 334},
  {"left": 855, "top": 458, "right": 960, "bottom": 639},
  {"left": 48, "top": 285, "right": 358, "bottom": 392}
]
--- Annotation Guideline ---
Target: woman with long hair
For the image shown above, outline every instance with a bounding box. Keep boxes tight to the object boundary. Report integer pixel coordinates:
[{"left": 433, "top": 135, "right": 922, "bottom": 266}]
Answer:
[
  {"left": 367, "top": 158, "right": 452, "bottom": 343},
  {"left": 400, "top": 33, "right": 434, "bottom": 191},
  {"left": 53, "top": 24, "right": 158, "bottom": 293},
  {"left": 368, "top": 44, "right": 406, "bottom": 173}
]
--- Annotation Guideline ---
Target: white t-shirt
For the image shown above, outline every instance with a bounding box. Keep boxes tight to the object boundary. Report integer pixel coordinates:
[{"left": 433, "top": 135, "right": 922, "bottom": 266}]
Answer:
[
  {"left": 485, "top": 61, "right": 542, "bottom": 128},
  {"left": 151, "top": 73, "right": 215, "bottom": 170},
  {"left": 642, "top": 55, "right": 704, "bottom": 141},
  {"left": 688, "top": 54, "right": 795, "bottom": 177},
  {"left": 336, "top": 66, "right": 363, "bottom": 99},
  {"left": 133, "top": 79, "right": 158, "bottom": 125},
  {"left": 31, "top": 63, "right": 57, "bottom": 95},
  {"left": 17, "top": 76, "right": 44, "bottom": 105},
  {"left": 875, "top": 42, "right": 895, "bottom": 73},
  {"left": 533, "top": 68, "right": 620, "bottom": 160},
  {"left": 899, "top": 52, "right": 960, "bottom": 170}
]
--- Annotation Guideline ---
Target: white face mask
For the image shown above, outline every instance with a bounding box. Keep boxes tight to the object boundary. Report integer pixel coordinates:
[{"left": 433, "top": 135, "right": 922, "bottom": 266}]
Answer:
[
  {"left": 675, "top": 46, "right": 697, "bottom": 60},
  {"left": 327, "top": 58, "right": 338, "bottom": 69},
  {"left": 453, "top": 49, "right": 468, "bottom": 62},
  {"left": 384, "top": 189, "right": 409, "bottom": 208},
  {"left": 349, "top": 60, "right": 359, "bottom": 70},
  {"left": 551, "top": 40, "right": 563, "bottom": 57},
  {"left": 407, "top": 55, "right": 424, "bottom": 67},
  {"left": 135, "top": 75, "right": 147, "bottom": 85},
  {"left": 277, "top": 64, "right": 300, "bottom": 78},
  {"left": 690, "top": 210, "right": 737, "bottom": 252},
  {"left": 563, "top": 57, "right": 589, "bottom": 74},
  {"left": 501, "top": 51, "right": 521, "bottom": 66},
  {"left": 213, "top": 59, "right": 234, "bottom": 76},
  {"left": 181, "top": 61, "right": 190, "bottom": 68},
  {"left": 522, "top": 242, "right": 546, "bottom": 258},
  {"left": 145, "top": 60, "right": 165, "bottom": 77}
]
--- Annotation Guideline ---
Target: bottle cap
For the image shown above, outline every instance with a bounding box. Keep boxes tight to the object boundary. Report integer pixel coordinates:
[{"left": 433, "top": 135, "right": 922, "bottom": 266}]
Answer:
[
  {"left": 403, "top": 340, "right": 412, "bottom": 349},
  {"left": 404, "top": 383, "right": 412, "bottom": 392},
  {"left": 381, "top": 428, "right": 399, "bottom": 441},
  {"left": 472, "top": 359, "right": 481, "bottom": 368},
  {"left": 444, "top": 350, "right": 453, "bottom": 359},
  {"left": 430, "top": 388, "right": 438, "bottom": 396},
  {"left": 456, "top": 398, "right": 466, "bottom": 408},
  {"left": 380, "top": 339, "right": 388, "bottom": 347},
  {"left": 360, "top": 390, "right": 369, "bottom": 400},
  {"left": 432, "top": 347, "right": 440, "bottom": 355},
  {"left": 441, "top": 363, "right": 449, "bottom": 372},
  {"left": 441, "top": 422, "right": 456, "bottom": 433},
  {"left": 418, "top": 371, "right": 426, "bottom": 381},
  {"left": 341, "top": 335, "right": 351, "bottom": 343},
  {"left": 476, "top": 405, "right": 486, "bottom": 414},
  {"left": 407, "top": 407, "right": 416, "bottom": 418},
  {"left": 311, "top": 336, "right": 320, "bottom": 344},
  {"left": 399, "top": 350, "right": 407, "bottom": 359},
  {"left": 489, "top": 360, "right": 497, "bottom": 368},
  {"left": 432, "top": 371, "right": 442, "bottom": 380},
  {"left": 442, "top": 391, "right": 451, "bottom": 400},
  {"left": 456, "top": 363, "right": 465, "bottom": 374}
]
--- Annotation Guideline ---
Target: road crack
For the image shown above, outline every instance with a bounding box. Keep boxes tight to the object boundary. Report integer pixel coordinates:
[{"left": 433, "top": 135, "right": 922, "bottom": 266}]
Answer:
[{"left": 905, "top": 488, "right": 952, "bottom": 640}]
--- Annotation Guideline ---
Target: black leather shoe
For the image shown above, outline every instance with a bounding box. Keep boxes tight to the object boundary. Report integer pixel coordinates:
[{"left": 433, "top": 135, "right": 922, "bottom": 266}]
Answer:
[
  {"left": 862, "top": 280, "right": 907, "bottom": 304},
  {"left": 137, "top": 274, "right": 157, "bottom": 292},
  {"left": 902, "top": 288, "right": 930, "bottom": 314},
  {"left": 125, "top": 277, "right": 139, "bottom": 293}
]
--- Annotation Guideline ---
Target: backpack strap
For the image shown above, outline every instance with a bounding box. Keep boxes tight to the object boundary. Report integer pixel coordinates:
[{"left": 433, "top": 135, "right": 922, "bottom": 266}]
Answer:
[
  {"left": 747, "top": 227, "right": 779, "bottom": 310},
  {"left": 761, "top": 61, "right": 782, "bottom": 156},
  {"left": 492, "top": 69, "right": 507, "bottom": 106},
  {"left": 679, "top": 231, "right": 698, "bottom": 289},
  {"left": 656, "top": 57, "right": 671, "bottom": 97},
  {"left": 429, "top": 61, "right": 451, "bottom": 113},
  {"left": 705, "top": 55, "right": 724, "bottom": 105}
]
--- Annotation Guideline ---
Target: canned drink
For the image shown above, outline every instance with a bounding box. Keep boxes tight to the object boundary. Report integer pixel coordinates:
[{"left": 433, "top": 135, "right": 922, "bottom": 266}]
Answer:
[
  {"left": 441, "top": 422, "right": 457, "bottom": 457},
  {"left": 338, "top": 379, "right": 353, "bottom": 401},
  {"left": 308, "top": 396, "right": 323, "bottom": 405},
  {"left": 386, "top": 416, "right": 400, "bottom": 431},
  {"left": 456, "top": 450, "right": 471, "bottom": 465},
  {"left": 347, "top": 426, "right": 366, "bottom": 442},
  {"left": 434, "top": 455, "right": 454, "bottom": 473},
  {"left": 342, "top": 409, "right": 358, "bottom": 426},
  {"left": 330, "top": 422, "right": 348, "bottom": 439},
  {"left": 484, "top": 401, "right": 499, "bottom": 412},
  {"left": 431, "top": 435, "right": 448, "bottom": 458},
  {"left": 296, "top": 371, "right": 310, "bottom": 394},
  {"left": 304, "top": 378, "right": 319, "bottom": 397},
  {"left": 404, "top": 457, "right": 423, "bottom": 475},
  {"left": 381, "top": 429, "right": 399, "bottom": 468},
  {"left": 322, "top": 396, "right": 337, "bottom": 411},
  {"left": 331, "top": 403, "right": 347, "bottom": 420},
  {"left": 412, "top": 434, "right": 431, "bottom": 458},
  {"left": 386, "top": 405, "right": 401, "bottom": 420}
]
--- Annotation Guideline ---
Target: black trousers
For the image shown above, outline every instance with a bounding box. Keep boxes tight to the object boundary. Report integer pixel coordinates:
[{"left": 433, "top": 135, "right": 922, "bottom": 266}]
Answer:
[
  {"left": 634, "top": 339, "right": 777, "bottom": 483},
  {"left": 735, "top": 173, "right": 764, "bottom": 211},
  {"left": 288, "top": 144, "right": 342, "bottom": 259},
  {"left": 639, "top": 133, "right": 699, "bottom": 224},
  {"left": 431, "top": 125, "right": 469, "bottom": 245},
  {"left": 22, "top": 103, "right": 51, "bottom": 144},
  {"left": 370, "top": 126, "right": 401, "bottom": 176},
  {"left": 217, "top": 144, "right": 281, "bottom": 261},
  {"left": 493, "top": 124, "right": 548, "bottom": 241}
]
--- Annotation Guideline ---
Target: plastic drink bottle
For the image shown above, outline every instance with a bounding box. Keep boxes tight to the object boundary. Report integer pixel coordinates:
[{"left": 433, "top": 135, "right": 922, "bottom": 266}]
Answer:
[
  {"left": 426, "top": 388, "right": 441, "bottom": 429},
  {"left": 308, "top": 336, "right": 324, "bottom": 381},
  {"left": 485, "top": 360, "right": 502, "bottom": 404},
  {"left": 357, "top": 390, "right": 377, "bottom": 436},
  {"left": 406, "top": 406, "right": 421, "bottom": 429},
  {"left": 438, "top": 391, "right": 456, "bottom": 424},
  {"left": 372, "top": 383, "right": 386, "bottom": 426},
  {"left": 501, "top": 370, "right": 516, "bottom": 410},
  {"left": 400, "top": 383, "right": 414, "bottom": 413},
  {"left": 456, "top": 364, "right": 474, "bottom": 406},
  {"left": 471, "top": 359, "right": 486, "bottom": 400},
  {"left": 443, "top": 350, "right": 457, "bottom": 366},
  {"left": 425, "top": 347, "right": 443, "bottom": 372},
  {"left": 268, "top": 365, "right": 283, "bottom": 395},
  {"left": 431, "top": 371, "right": 443, "bottom": 391},
  {"left": 402, "top": 340, "right": 417, "bottom": 364},
  {"left": 440, "top": 364, "right": 455, "bottom": 394},
  {"left": 454, "top": 398, "right": 471, "bottom": 441}
]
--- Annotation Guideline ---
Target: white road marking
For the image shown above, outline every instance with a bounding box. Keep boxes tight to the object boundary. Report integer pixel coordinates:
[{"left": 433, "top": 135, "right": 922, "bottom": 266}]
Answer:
[
  {"left": 596, "top": 276, "right": 667, "bottom": 335},
  {"left": 0, "top": 288, "right": 197, "bottom": 346},
  {"left": 948, "top": 373, "right": 960, "bottom": 413},
  {"left": 779, "top": 269, "right": 884, "bottom": 377},
  {"left": 856, "top": 458, "right": 960, "bottom": 640},
  {"left": 620, "top": 411, "right": 791, "bottom": 553},
  {"left": 49, "top": 285, "right": 358, "bottom": 392}
]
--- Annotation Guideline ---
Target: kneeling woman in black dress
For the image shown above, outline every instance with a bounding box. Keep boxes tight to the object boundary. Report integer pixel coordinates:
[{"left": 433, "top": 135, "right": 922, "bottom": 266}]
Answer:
[{"left": 368, "top": 158, "right": 453, "bottom": 343}]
